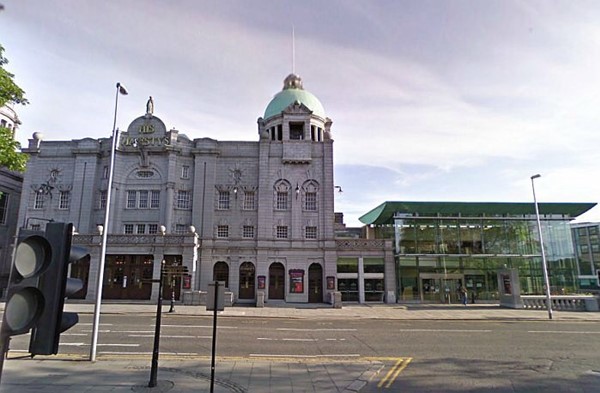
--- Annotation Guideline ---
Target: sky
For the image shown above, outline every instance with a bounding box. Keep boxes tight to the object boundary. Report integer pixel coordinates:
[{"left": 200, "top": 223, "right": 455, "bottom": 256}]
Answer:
[{"left": 1, "top": 0, "right": 599, "bottom": 226}]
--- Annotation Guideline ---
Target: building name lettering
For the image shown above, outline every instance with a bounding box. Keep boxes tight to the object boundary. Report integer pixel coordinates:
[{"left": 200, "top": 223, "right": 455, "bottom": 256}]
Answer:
[
  {"left": 121, "top": 136, "right": 171, "bottom": 147},
  {"left": 139, "top": 124, "right": 155, "bottom": 134}
]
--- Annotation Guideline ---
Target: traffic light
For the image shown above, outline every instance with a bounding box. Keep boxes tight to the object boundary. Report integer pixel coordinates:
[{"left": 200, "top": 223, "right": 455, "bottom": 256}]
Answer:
[
  {"left": 0, "top": 222, "right": 88, "bottom": 356},
  {"left": 2, "top": 229, "right": 50, "bottom": 338},
  {"left": 29, "top": 222, "right": 88, "bottom": 355}
]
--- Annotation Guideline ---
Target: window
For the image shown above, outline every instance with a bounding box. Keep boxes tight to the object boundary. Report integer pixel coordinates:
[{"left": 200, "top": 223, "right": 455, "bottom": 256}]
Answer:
[
  {"left": 243, "top": 225, "right": 255, "bottom": 239},
  {"left": 102, "top": 166, "right": 109, "bottom": 179},
  {"left": 289, "top": 122, "right": 304, "bottom": 140},
  {"left": 31, "top": 224, "right": 41, "bottom": 231},
  {"left": 175, "top": 224, "right": 187, "bottom": 234},
  {"left": 127, "top": 191, "right": 137, "bottom": 208},
  {"left": 276, "top": 191, "right": 288, "bottom": 210},
  {"left": 136, "top": 224, "right": 146, "bottom": 234},
  {"left": 213, "top": 262, "right": 230, "bottom": 288},
  {"left": 177, "top": 190, "right": 191, "bottom": 209},
  {"left": 218, "top": 191, "right": 230, "bottom": 210},
  {"left": 276, "top": 226, "right": 288, "bottom": 239},
  {"left": 305, "top": 192, "right": 317, "bottom": 211},
  {"left": 151, "top": 190, "right": 160, "bottom": 208},
  {"left": 148, "top": 224, "right": 158, "bottom": 234},
  {"left": 243, "top": 191, "right": 255, "bottom": 210},
  {"left": 124, "top": 224, "right": 134, "bottom": 234},
  {"left": 58, "top": 191, "right": 70, "bottom": 210},
  {"left": 138, "top": 191, "right": 148, "bottom": 208},
  {"left": 217, "top": 225, "right": 229, "bottom": 238},
  {"left": 34, "top": 192, "right": 44, "bottom": 209},
  {"left": 0, "top": 193, "right": 8, "bottom": 224},
  {"left": 99, "top": 190, "right": 107, "bottom": 209},
  {"left": 181, "top": 165, "right": 190, "bottom": 179},
  {"left": 305, "top": 226, "right": 317, "bottom": 239}
]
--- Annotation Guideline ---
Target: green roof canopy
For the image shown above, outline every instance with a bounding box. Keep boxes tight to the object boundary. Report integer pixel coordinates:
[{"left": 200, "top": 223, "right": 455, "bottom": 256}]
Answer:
[{"left": 359, "top": 201, "right": 597, "bottom": 225}]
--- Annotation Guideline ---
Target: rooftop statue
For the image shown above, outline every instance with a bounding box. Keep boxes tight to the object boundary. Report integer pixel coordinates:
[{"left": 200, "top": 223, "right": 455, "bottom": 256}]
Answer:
[{"left": 146, "top": 96, "right": 154, "bottom": 115}]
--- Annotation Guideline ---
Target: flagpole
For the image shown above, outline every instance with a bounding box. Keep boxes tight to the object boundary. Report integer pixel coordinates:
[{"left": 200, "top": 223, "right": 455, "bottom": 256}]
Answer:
[{"left": 90, "top": 82, "right": 127, "bottom": 361}]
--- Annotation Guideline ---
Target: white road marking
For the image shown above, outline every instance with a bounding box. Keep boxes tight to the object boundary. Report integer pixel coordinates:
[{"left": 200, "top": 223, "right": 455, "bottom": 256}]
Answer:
[
  {"left": 395, "top": 329, "right": 492, "bottom": 333},
  {"left": 60, "top": 333, "right": 88, "bottom": 336},
  {"left": 99, "top": 351, "right": 200, "bottom": 355},
  {"left": 276, "top": 328, "right": 357, "bottom": 332},
  {"left": 113, "top": 330, "right": 154, "bottom": 333},
  {"left": 250, "top": 354, "right": 360, "bottom": 358},
  {"left": 81, "top": 330, "right": 111, "bottom": 333},
  {"left": 528, "top": 330, "right": 600, "bottom": 334},
  {"left": 128, "top": 334, "right": 212, "bottom": 339},
  {"left": 161, "top": 325, "right": 238, "bottom": 329},
  {"left": 61, "top": 343, "right": 140, "bottom": 347},
  {"left": 78, "top": 323, "right": 113, "bottom": 326}
]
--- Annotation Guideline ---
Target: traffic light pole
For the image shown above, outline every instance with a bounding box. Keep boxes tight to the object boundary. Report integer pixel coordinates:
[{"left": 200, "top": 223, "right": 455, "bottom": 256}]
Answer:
[{"left": 0, "top": 328, "right": 10, "bottom": 384}]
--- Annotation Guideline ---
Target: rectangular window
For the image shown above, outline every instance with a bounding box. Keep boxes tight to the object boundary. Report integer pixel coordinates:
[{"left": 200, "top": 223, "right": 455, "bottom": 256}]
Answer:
[
  {"left": 289, "top": 122, "right": 304, "bottom": 140},
  {"left": 138, "top": 191, "right": 148, "bottom": 208},
  {"left": 99, "top": 190, "right": 107, "bottom": 209},
  {"left": 124, "top": 224, "right": 134, "bottom": 234},
  {"left": 276, "top": 191, "right": 288, "bottom": 210},
  {"left": 243, "top": 191, "right": 255, "bottom": 210},
  {"left": 218, "top": 191, "right": 230, "bottom": 210},
  {"left": 305, "top": 226, "right": 317, "bottom": 239},
  {"left": 102, "top": 166, "right": 109, "bottom": 179},
  {"left": 181, "top": 165, "right": 190, "bottom": 179},
  {"left": 217, "top": 225, "right": 229, "bottom": 238},
  {"left": 31, "top": 224, "right": 41, "bottom": 231},
  {"left": 177, "top": 190, "right": 191, "bottom": 209},
  {"left": 136, "top": 224, "right": 146, "bottom": 234},
  {"left": 0, "top": 193, "right": 8, "bottom": 224},
  {"left": 127, "top": 191, "right": 137, "bottom": 208},
  {"left": 58, "top": 191, "right": 70, "bottom": 210},
  {"left": 175, "top": 224, "right": 187, "bottom": 234},
  {"left": 305, "top": 192, "right": 317, "bottom": 211},
  {"left": 276, "top": 226, "right": 288, "bottom": 239},
  {"left": 151, "top": 190, "right": 160, "bottom": 208},
  {"left": 34, "top": 193, "right": 44, "bottom": 209},
  {"left": 148, "top": 224, "right": 158, "bottom": 234},
  {"left": 243, "top": 225, "right": 255, "bottom": 239}
]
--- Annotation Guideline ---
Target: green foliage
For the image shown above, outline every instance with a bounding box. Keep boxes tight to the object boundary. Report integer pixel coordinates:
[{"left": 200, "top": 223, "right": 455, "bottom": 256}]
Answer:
[
  {"left": 0, "top": 44, "right": 28, "bottom": 107},
  {"left": 0, "top": 126, "right": 27, "bottom": 172}
]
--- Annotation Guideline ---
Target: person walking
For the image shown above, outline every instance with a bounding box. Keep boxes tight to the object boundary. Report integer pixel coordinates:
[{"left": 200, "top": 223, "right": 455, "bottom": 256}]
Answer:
[{"left": 460, "top": 286, "right": 468, "bottom": 306}]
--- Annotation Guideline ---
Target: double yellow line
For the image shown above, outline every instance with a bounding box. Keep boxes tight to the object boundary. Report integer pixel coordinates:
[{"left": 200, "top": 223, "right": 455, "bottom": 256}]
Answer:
[{"left": 377, "top": 357, "right": 412, "bottom": 389}]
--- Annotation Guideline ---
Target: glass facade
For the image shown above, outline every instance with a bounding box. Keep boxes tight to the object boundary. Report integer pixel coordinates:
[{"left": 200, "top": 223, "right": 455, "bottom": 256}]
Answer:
[
  {"left": 572, "top": 223, "right": 600, "bottom": 290},
  {"left": 389, "top": 215, "right": 578, "bottom": 302}
]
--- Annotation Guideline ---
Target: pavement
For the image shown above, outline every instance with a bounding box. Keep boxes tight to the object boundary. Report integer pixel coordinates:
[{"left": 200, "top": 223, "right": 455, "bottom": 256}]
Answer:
[{"left": 0, "top": 301, "right": 599, "bottom": 392}]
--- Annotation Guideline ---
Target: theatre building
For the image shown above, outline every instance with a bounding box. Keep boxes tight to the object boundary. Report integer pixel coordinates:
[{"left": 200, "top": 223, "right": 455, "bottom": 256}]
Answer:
[
  {"left": 359, "top": 201, "right": 596, "bottom": 303},
  {"left": 17, "top": 74, "right": 342, "bottom": 303}
]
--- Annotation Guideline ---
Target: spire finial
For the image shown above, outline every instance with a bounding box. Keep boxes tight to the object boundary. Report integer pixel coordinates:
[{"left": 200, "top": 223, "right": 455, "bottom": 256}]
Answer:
[{"left": 292, "top": 26, "right": 296, "bottom": 75}]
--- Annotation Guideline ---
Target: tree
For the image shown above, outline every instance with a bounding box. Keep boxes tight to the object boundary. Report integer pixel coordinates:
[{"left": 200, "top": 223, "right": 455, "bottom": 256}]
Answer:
[
  {"left": 0, "top": 44, "right": 28, "bottom": 107},
  {"left": 0, "top": 126, "right": 27, "bottom": 171},
  {"left": 0, "top": 43, "right": 28, "bottom": 172}
]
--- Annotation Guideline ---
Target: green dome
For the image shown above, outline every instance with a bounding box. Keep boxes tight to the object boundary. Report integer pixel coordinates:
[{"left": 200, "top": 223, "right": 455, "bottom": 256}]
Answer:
[{"left": 264, "top": 74, "right": 325, "bottom": 120}]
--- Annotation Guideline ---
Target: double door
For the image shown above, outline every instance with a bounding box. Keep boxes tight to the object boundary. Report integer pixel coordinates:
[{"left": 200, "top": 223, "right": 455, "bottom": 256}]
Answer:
[
  {"left": 420, "top": 273, "right": 464, "bottom": 303},
  {"left": 103, "top": 255, "right": 154, "bottom": 299}
]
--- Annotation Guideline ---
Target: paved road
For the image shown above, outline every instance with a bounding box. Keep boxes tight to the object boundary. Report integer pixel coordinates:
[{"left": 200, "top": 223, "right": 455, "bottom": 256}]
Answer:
[{"left": 6, "top": 312, "right": 600, "bottom": 391}]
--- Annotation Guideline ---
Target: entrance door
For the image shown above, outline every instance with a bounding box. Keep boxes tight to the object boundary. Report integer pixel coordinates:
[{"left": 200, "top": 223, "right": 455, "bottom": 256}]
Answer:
[
  {"left": 308, "top": 263, "right": 323, "bottom": 303},
  {"left": 239, "top": 262, "right": 256, "bottom": 300},
  {"left": 419, "top": 273, "right": 464, "bottom": 303},
  {"left": 269, "top": 263, "right": 285, "bottom": 300},
  {"left": 103, "top": 255, "right": 154, "bottom": 299}
]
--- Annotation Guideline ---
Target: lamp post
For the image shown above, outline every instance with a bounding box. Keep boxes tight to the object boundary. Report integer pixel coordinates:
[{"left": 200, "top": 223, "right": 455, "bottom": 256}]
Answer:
[
  {"left": 531, "top": 174, "right": 553, "bottom": 320},
  {"left": 90, "top": 82, "right": 128, "bottom": 361}
]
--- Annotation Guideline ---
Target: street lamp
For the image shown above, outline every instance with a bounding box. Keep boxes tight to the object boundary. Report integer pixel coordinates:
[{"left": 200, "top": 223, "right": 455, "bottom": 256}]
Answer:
[
  {"left": 531, "top": 174, "right": 553, "bottom": 320},
  {"left": 90, "top": 82, "right": 128, "bottom": 361}
]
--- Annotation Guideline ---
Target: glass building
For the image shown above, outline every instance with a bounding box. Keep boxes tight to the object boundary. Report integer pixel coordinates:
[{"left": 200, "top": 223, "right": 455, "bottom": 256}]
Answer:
[
  {"left": 571, "top": 222, "right": 600, "bottom": 291},
  {"left": 359, "top": 202, "right": 596, "bottom": 303}
]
